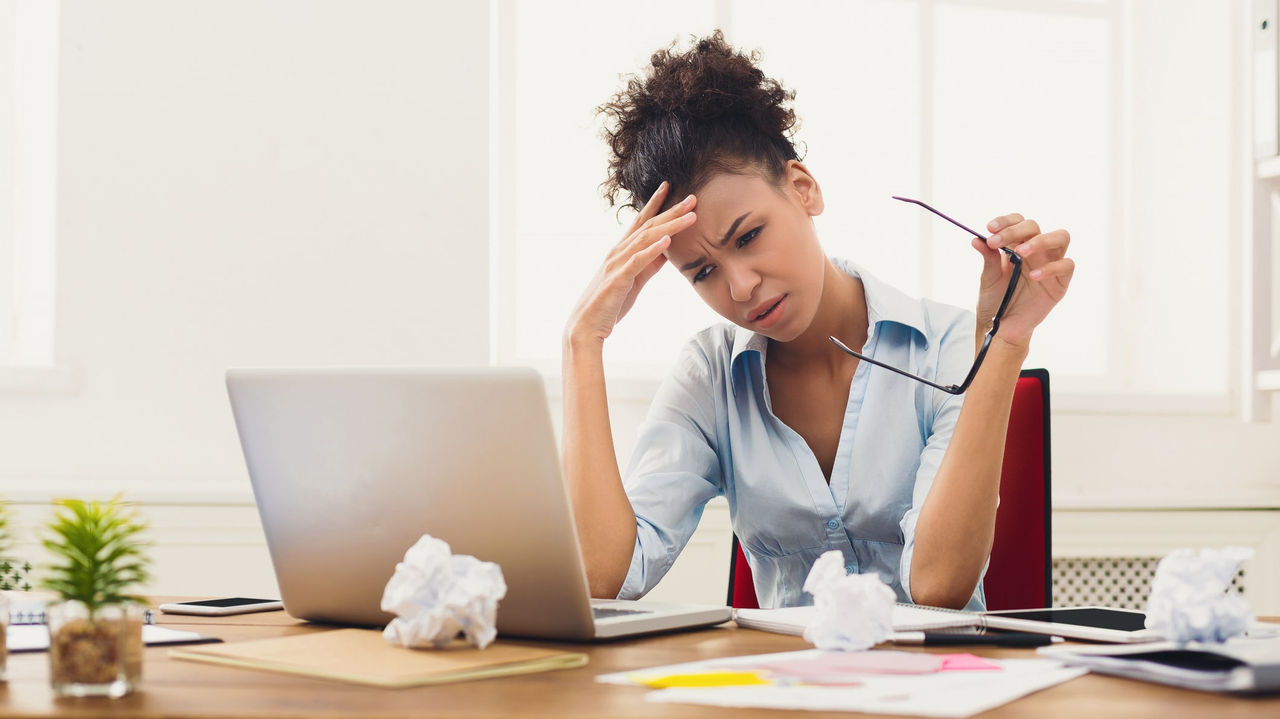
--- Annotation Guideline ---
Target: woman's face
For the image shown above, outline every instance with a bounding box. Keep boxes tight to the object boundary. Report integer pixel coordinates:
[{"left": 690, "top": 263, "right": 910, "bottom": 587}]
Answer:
[{"left": 664, "top": 163, "right": 827, "bottom": 342}]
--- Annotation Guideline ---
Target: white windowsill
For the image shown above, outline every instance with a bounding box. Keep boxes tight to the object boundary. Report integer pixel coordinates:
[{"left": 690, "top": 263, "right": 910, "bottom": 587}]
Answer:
[
  {"left": 1256, "top": 369, "right": 1280, "bottom": 391},
  {"left": 1256, "top": 154, "right": 1280, "bottom": 181}
]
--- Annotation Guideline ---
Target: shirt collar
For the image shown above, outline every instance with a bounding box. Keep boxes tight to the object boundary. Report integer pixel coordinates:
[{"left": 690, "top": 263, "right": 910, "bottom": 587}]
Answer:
[
  {"left": 835, "top": 258, "right": 931, "bottom": 344},
  {"left": 729, "top": 257, "right": 934, "bottom": 370}
]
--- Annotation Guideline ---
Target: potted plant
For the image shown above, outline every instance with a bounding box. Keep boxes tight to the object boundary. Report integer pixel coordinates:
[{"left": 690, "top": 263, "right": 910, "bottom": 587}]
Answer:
[{"left": 41, "top": 497, "right": 151, "bottom": 698}]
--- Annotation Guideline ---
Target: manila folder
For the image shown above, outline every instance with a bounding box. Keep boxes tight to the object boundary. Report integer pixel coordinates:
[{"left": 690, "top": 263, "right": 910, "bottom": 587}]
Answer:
[{"left": 170, "top": 628, "right": 587, "bottom": 688}]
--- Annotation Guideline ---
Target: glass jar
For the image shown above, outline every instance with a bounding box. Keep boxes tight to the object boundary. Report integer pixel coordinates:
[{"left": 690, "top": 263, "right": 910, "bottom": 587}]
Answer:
[{"left": 46, "top": 600, "right": 144, "bottom": 698}]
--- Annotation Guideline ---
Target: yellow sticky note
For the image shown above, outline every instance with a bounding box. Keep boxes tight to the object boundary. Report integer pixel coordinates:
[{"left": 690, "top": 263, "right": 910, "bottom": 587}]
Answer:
[{"left": 640, "top": 671, "right": 770, "bottom": 688}]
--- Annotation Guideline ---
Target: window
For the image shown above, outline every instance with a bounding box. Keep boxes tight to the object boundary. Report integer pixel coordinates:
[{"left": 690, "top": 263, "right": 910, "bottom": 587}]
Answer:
[
  {"left": 494, "top": 0, "right": 1236, "bottom": 409},
  {"left": 0, "top": 0, "right": 57, "bottom": 369}
]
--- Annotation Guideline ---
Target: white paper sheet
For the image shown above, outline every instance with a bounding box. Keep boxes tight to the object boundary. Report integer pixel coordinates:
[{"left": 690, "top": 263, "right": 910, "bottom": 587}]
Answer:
[{"left": 597, "top": 648, "right": 1086, "bottom": 718}]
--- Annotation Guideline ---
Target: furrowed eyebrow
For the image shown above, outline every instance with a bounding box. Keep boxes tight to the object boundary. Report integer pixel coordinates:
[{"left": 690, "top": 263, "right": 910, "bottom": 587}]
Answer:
[
  {"left": 678, "top": 212, "right": 752, "bottom": 273},
  {"left": 718, "top": 212, "right": 750, "bottom": 247}
]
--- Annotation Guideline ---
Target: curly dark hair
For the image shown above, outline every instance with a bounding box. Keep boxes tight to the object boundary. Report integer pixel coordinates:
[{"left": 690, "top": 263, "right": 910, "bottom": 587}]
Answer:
[{"left": 598, "top": 30, "right": 800, "bottom": 213}]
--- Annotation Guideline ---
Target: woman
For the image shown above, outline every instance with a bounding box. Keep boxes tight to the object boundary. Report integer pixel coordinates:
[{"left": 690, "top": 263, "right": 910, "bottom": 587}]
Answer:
[{"left": 562, "top": 32, "right": 1073, "bottom": 610}]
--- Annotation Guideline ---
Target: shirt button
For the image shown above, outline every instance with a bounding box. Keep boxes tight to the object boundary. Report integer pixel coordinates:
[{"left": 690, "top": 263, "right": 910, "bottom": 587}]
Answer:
[
  {"left": 845, "top": 564, "right": 855, "bottom": 573},
  {"left": 825, "top": 519, "right": 839, "bottom": 530}
]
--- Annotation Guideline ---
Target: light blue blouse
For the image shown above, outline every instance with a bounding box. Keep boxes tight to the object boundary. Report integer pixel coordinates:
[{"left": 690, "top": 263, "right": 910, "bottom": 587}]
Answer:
[{"left": 617, "top": 259, "right": 987, "bottom": 611}]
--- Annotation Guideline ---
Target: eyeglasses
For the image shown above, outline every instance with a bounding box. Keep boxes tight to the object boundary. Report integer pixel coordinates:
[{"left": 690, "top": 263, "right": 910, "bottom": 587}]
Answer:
[{"left": 828, "top": 196, "right": 1021, "bottom": 395}]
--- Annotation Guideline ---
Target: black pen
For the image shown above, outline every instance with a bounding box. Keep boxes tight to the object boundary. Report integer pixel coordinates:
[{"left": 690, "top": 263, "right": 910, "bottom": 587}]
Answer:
[{"left": 891, "top": 631, "right": 1061, "bottom": 647}]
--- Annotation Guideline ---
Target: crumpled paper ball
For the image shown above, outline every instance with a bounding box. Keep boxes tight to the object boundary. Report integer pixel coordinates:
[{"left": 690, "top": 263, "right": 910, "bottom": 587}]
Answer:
[
  {"left": 801, "top": 549, "right": 897, "bottom": 651},
  {"left": 381, "top": 534, "right": 507, "bottom": 649},
  {"left": 1145, "top": 547, "right": 1254, "bottom": 643}
]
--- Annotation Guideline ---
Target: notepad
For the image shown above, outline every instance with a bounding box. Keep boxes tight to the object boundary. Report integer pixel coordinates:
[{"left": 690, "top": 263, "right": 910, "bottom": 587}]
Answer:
[
  {"left": 735, "top": 604, "right": 1166, "bottom": 643},
  {"left": 169, "top": 628, "right": 587, "bottom": 688},
  {"left": 1040, "top": 637, "right": 1280, "bottom": 693}
]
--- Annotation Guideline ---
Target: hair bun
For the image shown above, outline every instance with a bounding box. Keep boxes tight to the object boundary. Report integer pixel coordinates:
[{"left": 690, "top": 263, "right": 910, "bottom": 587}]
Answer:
[{"left": 599, "top": 31, "right": 799, "bottom": 211}]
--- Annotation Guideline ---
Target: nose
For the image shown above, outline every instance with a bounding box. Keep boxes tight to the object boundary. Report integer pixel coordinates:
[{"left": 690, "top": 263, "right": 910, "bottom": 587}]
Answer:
[{"left": 723, "top": 261, "right": 761, "bottom": 304}]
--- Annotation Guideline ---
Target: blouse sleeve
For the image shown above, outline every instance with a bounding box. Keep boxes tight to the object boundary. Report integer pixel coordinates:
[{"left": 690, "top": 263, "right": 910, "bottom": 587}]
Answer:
[
  {"left": 616, "top": 338, "right": 723, "bottom": 600},
  {"left": 896, "top": 318, "right": 988, "bottom": 611}
]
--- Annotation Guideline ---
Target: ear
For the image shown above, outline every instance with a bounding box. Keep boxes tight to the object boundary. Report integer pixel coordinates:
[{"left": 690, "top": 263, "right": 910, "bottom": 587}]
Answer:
[{"left": 784, "top": 160, "right": 824, "bottom": 216}]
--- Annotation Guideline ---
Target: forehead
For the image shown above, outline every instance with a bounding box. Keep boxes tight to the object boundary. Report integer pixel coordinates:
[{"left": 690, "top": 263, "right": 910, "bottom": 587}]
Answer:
[
  {"left": 665, "top": 172, "right": 782, "bottom": 257},
  {"left": 690, "top": 171, "right": 779, "bottom": 215}
]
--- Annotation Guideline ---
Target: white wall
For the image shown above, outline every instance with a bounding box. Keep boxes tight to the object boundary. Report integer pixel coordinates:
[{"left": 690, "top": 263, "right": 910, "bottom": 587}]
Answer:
[
  {"left": 0, "top": 0, "right": 490, "bottom": 595},
  {"left": 0, "top": 0, "right": 490, "bottom": 498}
]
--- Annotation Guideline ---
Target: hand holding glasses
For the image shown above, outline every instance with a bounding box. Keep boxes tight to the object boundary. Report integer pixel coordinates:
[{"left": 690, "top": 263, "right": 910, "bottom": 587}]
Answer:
[{"left": 828, "top": 197, "right": 1022, "bottom": 395}]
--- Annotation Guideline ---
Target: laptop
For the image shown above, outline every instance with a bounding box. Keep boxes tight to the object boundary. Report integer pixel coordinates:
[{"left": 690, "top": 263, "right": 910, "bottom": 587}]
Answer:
[{"left": 226, "top": 367, "right": 732, "bottom": 640}]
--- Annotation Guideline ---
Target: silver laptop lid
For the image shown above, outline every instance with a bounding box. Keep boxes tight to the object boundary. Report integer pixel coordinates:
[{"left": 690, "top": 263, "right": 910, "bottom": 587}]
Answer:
[{"left": 226, "top": 367, "right": 597, "bottom": 639}]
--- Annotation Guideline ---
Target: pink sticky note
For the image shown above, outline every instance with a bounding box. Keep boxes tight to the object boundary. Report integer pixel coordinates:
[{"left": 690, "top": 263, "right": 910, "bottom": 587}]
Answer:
[
  {"left": 938, "top": 653, "right": 1002, "bottom": 671},
  {"left": 747, "top": 651, "right": 945, "bottom": 677}
]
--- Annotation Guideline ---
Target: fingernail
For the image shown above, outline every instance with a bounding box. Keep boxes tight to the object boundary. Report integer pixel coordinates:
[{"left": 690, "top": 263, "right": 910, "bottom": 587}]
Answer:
[
  {"left": 987, "top": 233, "right": 1001, "bottom": 245},
  {"left": 988, "top": 220, "right": 1000, "bottom": 231},
  {"left": 683, "top": 194, "right": 695, "bottom": 205},
  {"left": 1030, "top": 268, "right": 1043, "bottom": 279},
  {"left": 1016, "top": 243, "right": 1031, "bottom": 256}
]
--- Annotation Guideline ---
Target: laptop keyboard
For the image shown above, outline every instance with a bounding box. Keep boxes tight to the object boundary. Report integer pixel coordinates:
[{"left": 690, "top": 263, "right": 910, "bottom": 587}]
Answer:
[{"left": 592, "top": 606, "right": 652, "bottom": 620}]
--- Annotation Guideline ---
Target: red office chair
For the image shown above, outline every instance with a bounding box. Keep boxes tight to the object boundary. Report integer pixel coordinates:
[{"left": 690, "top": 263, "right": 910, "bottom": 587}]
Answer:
[{"left": 728, "top": 368, "right": 1052, "bottom": 610}]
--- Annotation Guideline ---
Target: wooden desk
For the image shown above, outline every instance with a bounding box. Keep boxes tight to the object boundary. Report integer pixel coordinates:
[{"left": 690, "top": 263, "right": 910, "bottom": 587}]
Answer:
[{"left": 2, "top": 605, "right": 1277, "bottom": 718}]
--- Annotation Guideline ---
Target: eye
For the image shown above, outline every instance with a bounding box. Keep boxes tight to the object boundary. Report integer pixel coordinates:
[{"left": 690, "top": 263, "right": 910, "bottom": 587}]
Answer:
[
  {"left": 737, "top": 227, "right": 762, "bottom": 248},
  {"left": 692, "top": 265, "right": 714, "bottom": 283}
]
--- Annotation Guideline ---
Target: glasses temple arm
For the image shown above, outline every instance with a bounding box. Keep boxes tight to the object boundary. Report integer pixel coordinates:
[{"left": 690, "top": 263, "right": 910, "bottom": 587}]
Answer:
[
  {"left": 827, "top": 336, "right": 961, "bottom": 394},
  {"left": 891, "top": 196, "right": 991, "bottom": 240}
]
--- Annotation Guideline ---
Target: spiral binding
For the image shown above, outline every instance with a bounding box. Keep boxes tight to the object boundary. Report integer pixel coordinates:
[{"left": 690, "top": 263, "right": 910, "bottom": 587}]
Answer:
[{"left": 8, "top": 607, "right": 155, "bottom": 625}]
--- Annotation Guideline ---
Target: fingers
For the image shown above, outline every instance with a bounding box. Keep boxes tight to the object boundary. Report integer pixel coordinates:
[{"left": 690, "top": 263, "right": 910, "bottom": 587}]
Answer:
[
  {"left": 1027, "top": 257, "right": 1075, "bottom": 285},
  {"left": 616, "top": 197, "right": 696, "bottom": 263},
  {"left": 630, "top": 193, "right": 697, "bottom": 245},
  {"left": 971, "top": 236, "right": 1003, "bottom": 273},
  {"left": 601, "top": 227, "right": 673, "bottom": 295},
  {"left": 602, "top": 182, "right": 694, "bottom": 304},
  {"left": 626, "top": 182, "right": 699, "bottom": 239},
  {"left": 626, "top": 181, "right": 671, "bottom": 236},
  {"left": 977, "top": 213, "right": 1073, "bottom": 288},
  {"left": 986, "top": 213, "right": 1024, "bottom": 235},
  {"left": 986, "top": 217, "right": 1039, "bottom": 250},
  {"left": 625, "top": 233, "right": 671, "bottom": 275},
  {"left": 631, "top": 249, "right": 668, "bottom": 294},
  {"left": 615, "top": 234, "right": 670, "bottom": 307},
  {"left": 984, "top": 215, "right": 1070, "bottom": 275}
]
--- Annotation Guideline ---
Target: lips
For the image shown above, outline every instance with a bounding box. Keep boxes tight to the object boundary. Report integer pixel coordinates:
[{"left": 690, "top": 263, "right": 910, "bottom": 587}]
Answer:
[{"left": 749, "top": 295, "right": 786, "bottom": 325}]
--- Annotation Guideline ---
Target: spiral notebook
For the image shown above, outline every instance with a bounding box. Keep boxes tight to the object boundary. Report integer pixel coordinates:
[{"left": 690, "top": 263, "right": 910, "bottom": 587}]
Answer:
[
  {"left": 734, "top": 604, "right": 1164, "bottom": 643},
  {"left": 735, "top": 603, "right": 977, "bottom": 635},
  {"left": 7, "top": 593, "right": 156, "bottom": 626}
]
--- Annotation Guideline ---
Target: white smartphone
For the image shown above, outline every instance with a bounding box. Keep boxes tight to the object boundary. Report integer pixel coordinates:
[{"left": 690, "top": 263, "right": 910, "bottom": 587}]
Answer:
[{"left": 158, "top": 597, "right": 284, "bottom": 616}]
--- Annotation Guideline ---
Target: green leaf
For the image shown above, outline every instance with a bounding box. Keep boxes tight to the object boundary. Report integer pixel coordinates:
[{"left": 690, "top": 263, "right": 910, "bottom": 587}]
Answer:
[{"left": 39, "top": 497, "right": 152, "bottom": 613}]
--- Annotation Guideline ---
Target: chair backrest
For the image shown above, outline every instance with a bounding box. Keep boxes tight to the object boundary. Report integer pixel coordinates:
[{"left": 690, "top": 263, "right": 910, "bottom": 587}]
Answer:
[
  {"left": 728, "top": 368, "right": 1051, "bottom": 609},
  {"left": 984, "top": 368, "right": 1051, "bottom": 609}
]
